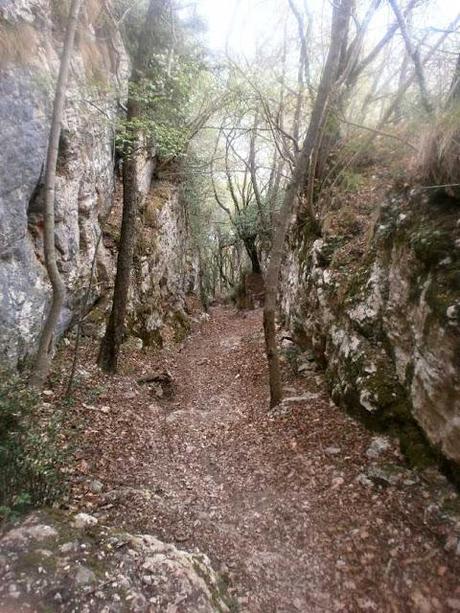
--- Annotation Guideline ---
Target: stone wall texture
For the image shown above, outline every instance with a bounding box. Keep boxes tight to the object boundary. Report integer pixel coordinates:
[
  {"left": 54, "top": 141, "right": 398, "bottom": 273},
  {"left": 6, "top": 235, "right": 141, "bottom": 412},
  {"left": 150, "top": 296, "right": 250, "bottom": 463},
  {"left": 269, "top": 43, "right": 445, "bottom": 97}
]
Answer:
[
  {"left": 0, "top": 511, "right": 230, "bottom": 611},
  {"left": 280, "top": 192, "right": 460, "bottom": 469},
  {"left": 0, "top": 0, "right": 196, "bottom": 367}
]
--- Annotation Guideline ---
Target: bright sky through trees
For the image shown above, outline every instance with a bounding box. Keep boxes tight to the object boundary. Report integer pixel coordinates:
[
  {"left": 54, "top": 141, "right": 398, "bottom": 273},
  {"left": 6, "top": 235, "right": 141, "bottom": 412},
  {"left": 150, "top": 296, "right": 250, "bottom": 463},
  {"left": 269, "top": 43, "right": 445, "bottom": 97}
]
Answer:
[{"left": 199, "top": 0, "right": 459, "bottom": 58}]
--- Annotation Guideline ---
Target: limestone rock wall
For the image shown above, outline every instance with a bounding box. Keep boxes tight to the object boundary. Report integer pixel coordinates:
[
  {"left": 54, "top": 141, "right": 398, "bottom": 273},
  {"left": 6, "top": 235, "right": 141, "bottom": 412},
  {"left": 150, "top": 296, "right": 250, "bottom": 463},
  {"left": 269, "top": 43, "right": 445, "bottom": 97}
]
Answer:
[
  {"left": 0, "top": 1, "right": 197, "bottom": 367},
  {"left": 280, "top": 192, "right": 460, "bottom": 469},
  {"left": 130, "top": 178, "right": 198, "bottom": 347},
  {"left": 0, "top": 0, "right": 128, "bottom": 367}
]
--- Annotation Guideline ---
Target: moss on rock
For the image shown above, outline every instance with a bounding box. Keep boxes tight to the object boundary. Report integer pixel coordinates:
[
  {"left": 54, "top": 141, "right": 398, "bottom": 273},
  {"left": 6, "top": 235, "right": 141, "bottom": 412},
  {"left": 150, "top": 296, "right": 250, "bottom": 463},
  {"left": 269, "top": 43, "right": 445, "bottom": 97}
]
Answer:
[
  {"left": 287, "top": 190, "right": 460, "bottom": 477},
  {"left": 0, "top": 511, "right": 231, "bottom": 612}
]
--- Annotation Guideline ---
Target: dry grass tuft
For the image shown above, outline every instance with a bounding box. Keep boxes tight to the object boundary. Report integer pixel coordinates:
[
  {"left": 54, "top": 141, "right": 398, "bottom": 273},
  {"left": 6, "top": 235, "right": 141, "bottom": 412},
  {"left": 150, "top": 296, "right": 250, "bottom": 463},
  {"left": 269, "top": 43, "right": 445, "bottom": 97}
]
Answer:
[
  {"left": 51, "top": 0, "right": 103, "bottom": 28},
  {"left": 77, "top": 0, "right": 118, "bottom": 82},
  {"left": 412, "top": 107, "right": 460, "bottom": 192},
  {"left": 85, "top": 0, "right": 105, "bottom": 24},
  {"left": 79, "top": 37, "right": 107, "bottom": 82},
  {"left": 0, "top": 22, "right": 39, "bottom": 66}
]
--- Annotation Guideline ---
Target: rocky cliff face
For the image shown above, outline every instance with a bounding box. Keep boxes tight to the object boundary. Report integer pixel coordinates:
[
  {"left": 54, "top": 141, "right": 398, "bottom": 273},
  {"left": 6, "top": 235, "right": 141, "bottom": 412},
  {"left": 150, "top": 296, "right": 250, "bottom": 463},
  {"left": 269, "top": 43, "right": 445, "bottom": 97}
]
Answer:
[
  {"left": 0, "top": 0, "right": 127, "bottom": 367},
  {"left": 130, "top": 177, "right": 198, "bottom": 347},
  {"left": 281, "top": 190, "right": 460, "bottom": 473},
  {"left": 0, "top": 0, "right": 196, "bottom": 368}
]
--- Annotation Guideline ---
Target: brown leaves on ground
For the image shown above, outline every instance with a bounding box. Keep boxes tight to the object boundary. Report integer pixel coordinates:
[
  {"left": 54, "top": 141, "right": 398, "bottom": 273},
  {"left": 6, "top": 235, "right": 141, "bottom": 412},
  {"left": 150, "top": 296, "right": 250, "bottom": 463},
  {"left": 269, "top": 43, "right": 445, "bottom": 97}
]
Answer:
[{"left": 49, "top": 307, "right": 459, "bottom": 612}]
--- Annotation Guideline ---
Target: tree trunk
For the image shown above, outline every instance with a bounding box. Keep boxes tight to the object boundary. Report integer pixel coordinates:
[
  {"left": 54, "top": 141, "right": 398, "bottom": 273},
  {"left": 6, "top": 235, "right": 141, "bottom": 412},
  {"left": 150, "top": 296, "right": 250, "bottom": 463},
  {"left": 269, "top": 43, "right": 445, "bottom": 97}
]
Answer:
[
  {"left": 388, "top": 0, "right": 433, "bottom": 114},
  {"left": 314, "top": 0, "right": 380, "bottom": 186},
  {"left": 244, "top": 236, "right": 262, "bottom": 274},
  {"left": 31, "top": 0, "right": 83, "bottom": 388},
  {"left": 263, "top": 0, "right": 352, "bottom": 408},
  {"left": 197, "top": 246, "right": 209, "bottom": 313},
  {"left": 98, "top": 137, "right": 142, "bottom": 372},
  {"left": 98, "top": 0, "right": 168, "bottom": 372}
]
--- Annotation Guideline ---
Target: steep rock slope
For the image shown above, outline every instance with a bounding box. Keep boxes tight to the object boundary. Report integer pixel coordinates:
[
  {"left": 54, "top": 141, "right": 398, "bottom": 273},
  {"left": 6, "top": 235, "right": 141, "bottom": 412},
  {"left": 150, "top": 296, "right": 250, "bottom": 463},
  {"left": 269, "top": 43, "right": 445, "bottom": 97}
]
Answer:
[
  {"left": 131, "top": 178, "right": 198, "bottom": 346},
  {"left": 281, "top": 190, "right": 460, "bottom": 472},
  {"left": 102, "top": 176, "right": 198, "bottom": 348}
]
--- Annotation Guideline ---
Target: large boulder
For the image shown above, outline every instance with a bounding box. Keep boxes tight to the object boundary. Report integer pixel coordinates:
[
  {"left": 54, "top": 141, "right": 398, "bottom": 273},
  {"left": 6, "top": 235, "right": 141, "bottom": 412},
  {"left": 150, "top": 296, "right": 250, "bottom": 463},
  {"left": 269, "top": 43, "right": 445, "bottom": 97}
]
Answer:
[{"left": 0, "top": 511, "right": 231, "bottom": 612}]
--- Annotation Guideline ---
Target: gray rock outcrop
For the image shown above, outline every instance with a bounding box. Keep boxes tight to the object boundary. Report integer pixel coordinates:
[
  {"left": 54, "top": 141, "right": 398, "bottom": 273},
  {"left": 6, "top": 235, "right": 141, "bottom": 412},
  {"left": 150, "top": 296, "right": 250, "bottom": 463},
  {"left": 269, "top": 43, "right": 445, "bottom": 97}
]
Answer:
[
  {"left": 0, "top": 1, "right": 197, "bottom": 368},
  {"left": 280, "top": 191, "right": 460, "bottom": 472},
  {"left": 0, "top": 0, "right": 128, "bottom": 367},
  {"left": 0, "top": 511, "right": 231, "bottom": 612}
]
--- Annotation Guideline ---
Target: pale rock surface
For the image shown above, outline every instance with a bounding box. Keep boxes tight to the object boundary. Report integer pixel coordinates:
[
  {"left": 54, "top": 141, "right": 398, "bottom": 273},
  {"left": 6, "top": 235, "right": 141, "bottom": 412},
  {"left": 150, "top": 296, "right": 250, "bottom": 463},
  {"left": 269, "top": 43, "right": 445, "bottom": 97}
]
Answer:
[
  {"left": 366, "top": 436, "right": 391, "bottom": 460},
  {"left": 280, "top": 193, "right": 460, "bottom": 468},
  {"left": 0, "top": 0, "right": 128, "bottom": 366},
  {"left": 0, "top": 511, "right": 230, "bottom": 612},
  {"left": 0, "top": 0, "right": 198, "bottom": 367}
]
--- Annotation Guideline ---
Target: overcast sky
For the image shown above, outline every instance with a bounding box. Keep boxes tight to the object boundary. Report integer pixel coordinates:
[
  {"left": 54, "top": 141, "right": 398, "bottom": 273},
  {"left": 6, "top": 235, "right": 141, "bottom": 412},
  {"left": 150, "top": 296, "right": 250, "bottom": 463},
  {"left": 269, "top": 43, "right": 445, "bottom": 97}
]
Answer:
[{"left": 197, "top": 0, "right": 459, "bottom": 59}]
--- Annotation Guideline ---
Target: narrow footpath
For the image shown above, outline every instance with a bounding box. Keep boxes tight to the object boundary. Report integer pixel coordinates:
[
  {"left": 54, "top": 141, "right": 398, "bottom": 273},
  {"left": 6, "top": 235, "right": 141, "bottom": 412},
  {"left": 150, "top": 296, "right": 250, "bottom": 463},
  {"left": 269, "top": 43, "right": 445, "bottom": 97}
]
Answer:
[{"left": 70, "top": 306, "right": 460, "bottom": 612}]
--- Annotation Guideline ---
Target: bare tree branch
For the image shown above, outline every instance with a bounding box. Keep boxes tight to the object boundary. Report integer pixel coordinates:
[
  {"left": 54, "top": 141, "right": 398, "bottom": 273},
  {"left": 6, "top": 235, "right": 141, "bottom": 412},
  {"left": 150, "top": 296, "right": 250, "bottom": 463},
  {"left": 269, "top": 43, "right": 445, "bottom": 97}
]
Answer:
[{"left": 388, "top": 0, "right": 433, "bottom": 113}]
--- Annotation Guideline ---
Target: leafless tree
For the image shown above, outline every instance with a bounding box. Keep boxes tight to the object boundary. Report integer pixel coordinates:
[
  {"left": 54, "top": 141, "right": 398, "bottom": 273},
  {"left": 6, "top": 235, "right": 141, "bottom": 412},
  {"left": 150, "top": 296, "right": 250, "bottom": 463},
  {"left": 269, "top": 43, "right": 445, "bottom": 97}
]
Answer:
[
  {"left": 263, "top": 0, "right": 354, "bottom": 408},
  {"left": 31, "top": 0, "right": 83, "bottom": 388},
  {"left": 210, "top": 114, "right": 269, "bottom": 275},
  {"left": 388, "top": 0, "right": 433, "bottom": 113}
]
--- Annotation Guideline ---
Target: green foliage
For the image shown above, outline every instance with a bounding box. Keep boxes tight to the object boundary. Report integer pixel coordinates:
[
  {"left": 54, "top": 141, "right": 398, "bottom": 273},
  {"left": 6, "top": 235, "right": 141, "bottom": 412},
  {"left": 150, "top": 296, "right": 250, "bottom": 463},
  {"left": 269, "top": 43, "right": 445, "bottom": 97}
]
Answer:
[
  {"left": 0, "top": 372, "right": 67, "bottom": 524},
  {"left": 234, "top": 197, "right": 271, "bottom": 242},
  {"left": 115, "top": 53, "right": 210, "bottom": 160},
  {"left": 338, "top": 169, "right": 365, "bottom": 193},
  {"left": 114, "top": 1, "right": 212, "bottom": 162}
]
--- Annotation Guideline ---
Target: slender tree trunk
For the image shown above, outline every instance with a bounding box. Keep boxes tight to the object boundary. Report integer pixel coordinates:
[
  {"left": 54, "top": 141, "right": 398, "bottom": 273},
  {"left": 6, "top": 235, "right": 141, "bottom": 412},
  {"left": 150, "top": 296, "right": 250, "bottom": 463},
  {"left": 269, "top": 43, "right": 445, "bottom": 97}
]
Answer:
[
  {"left": 288, "top": 0, "right": 307, "bottom": 145},
  {"left": 249, "top": 110, "right": 267, "bottom": 232},
  {"left": 31, "top": 0, "right": 83, "bottom": 388},
  {"left": 98, "top": 133, "right": 142, "bottom": 371},
  {"left": 197, "top": 246, "right": 209, "bottom": 312},
  {"left": 383, "top": 15, "right": 459, "bottom": 125},
  {"left": 314, "top": 0, "right": 380, "bottom": 185},
  {"left": 263, "top": 0, "right": 352, "bottom": 407},
  {"left": 98, "top": 0, "right": 167, "bottom": 372},
  {"left": 388, "top": 0, "right": 433, "bottom": 113}
]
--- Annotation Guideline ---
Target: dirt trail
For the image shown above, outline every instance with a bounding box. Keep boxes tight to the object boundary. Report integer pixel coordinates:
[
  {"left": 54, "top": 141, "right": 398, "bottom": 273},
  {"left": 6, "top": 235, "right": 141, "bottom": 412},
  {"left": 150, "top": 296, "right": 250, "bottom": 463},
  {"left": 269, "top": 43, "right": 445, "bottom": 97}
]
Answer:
[{"left": 71, "top": 307, "right": 460, "bottom": 612}]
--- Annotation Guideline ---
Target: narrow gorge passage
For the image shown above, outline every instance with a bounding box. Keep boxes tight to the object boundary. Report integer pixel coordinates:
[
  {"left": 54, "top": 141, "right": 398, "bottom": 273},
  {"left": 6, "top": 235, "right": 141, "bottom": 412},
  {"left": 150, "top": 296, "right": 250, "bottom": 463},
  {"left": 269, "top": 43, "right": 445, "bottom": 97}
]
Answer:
[
  {"left": 1, "top": 1, "right": 459, "bottom": 611},
  {"left": 72, "top": 307, "right": 459, "bottom": 612}
]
